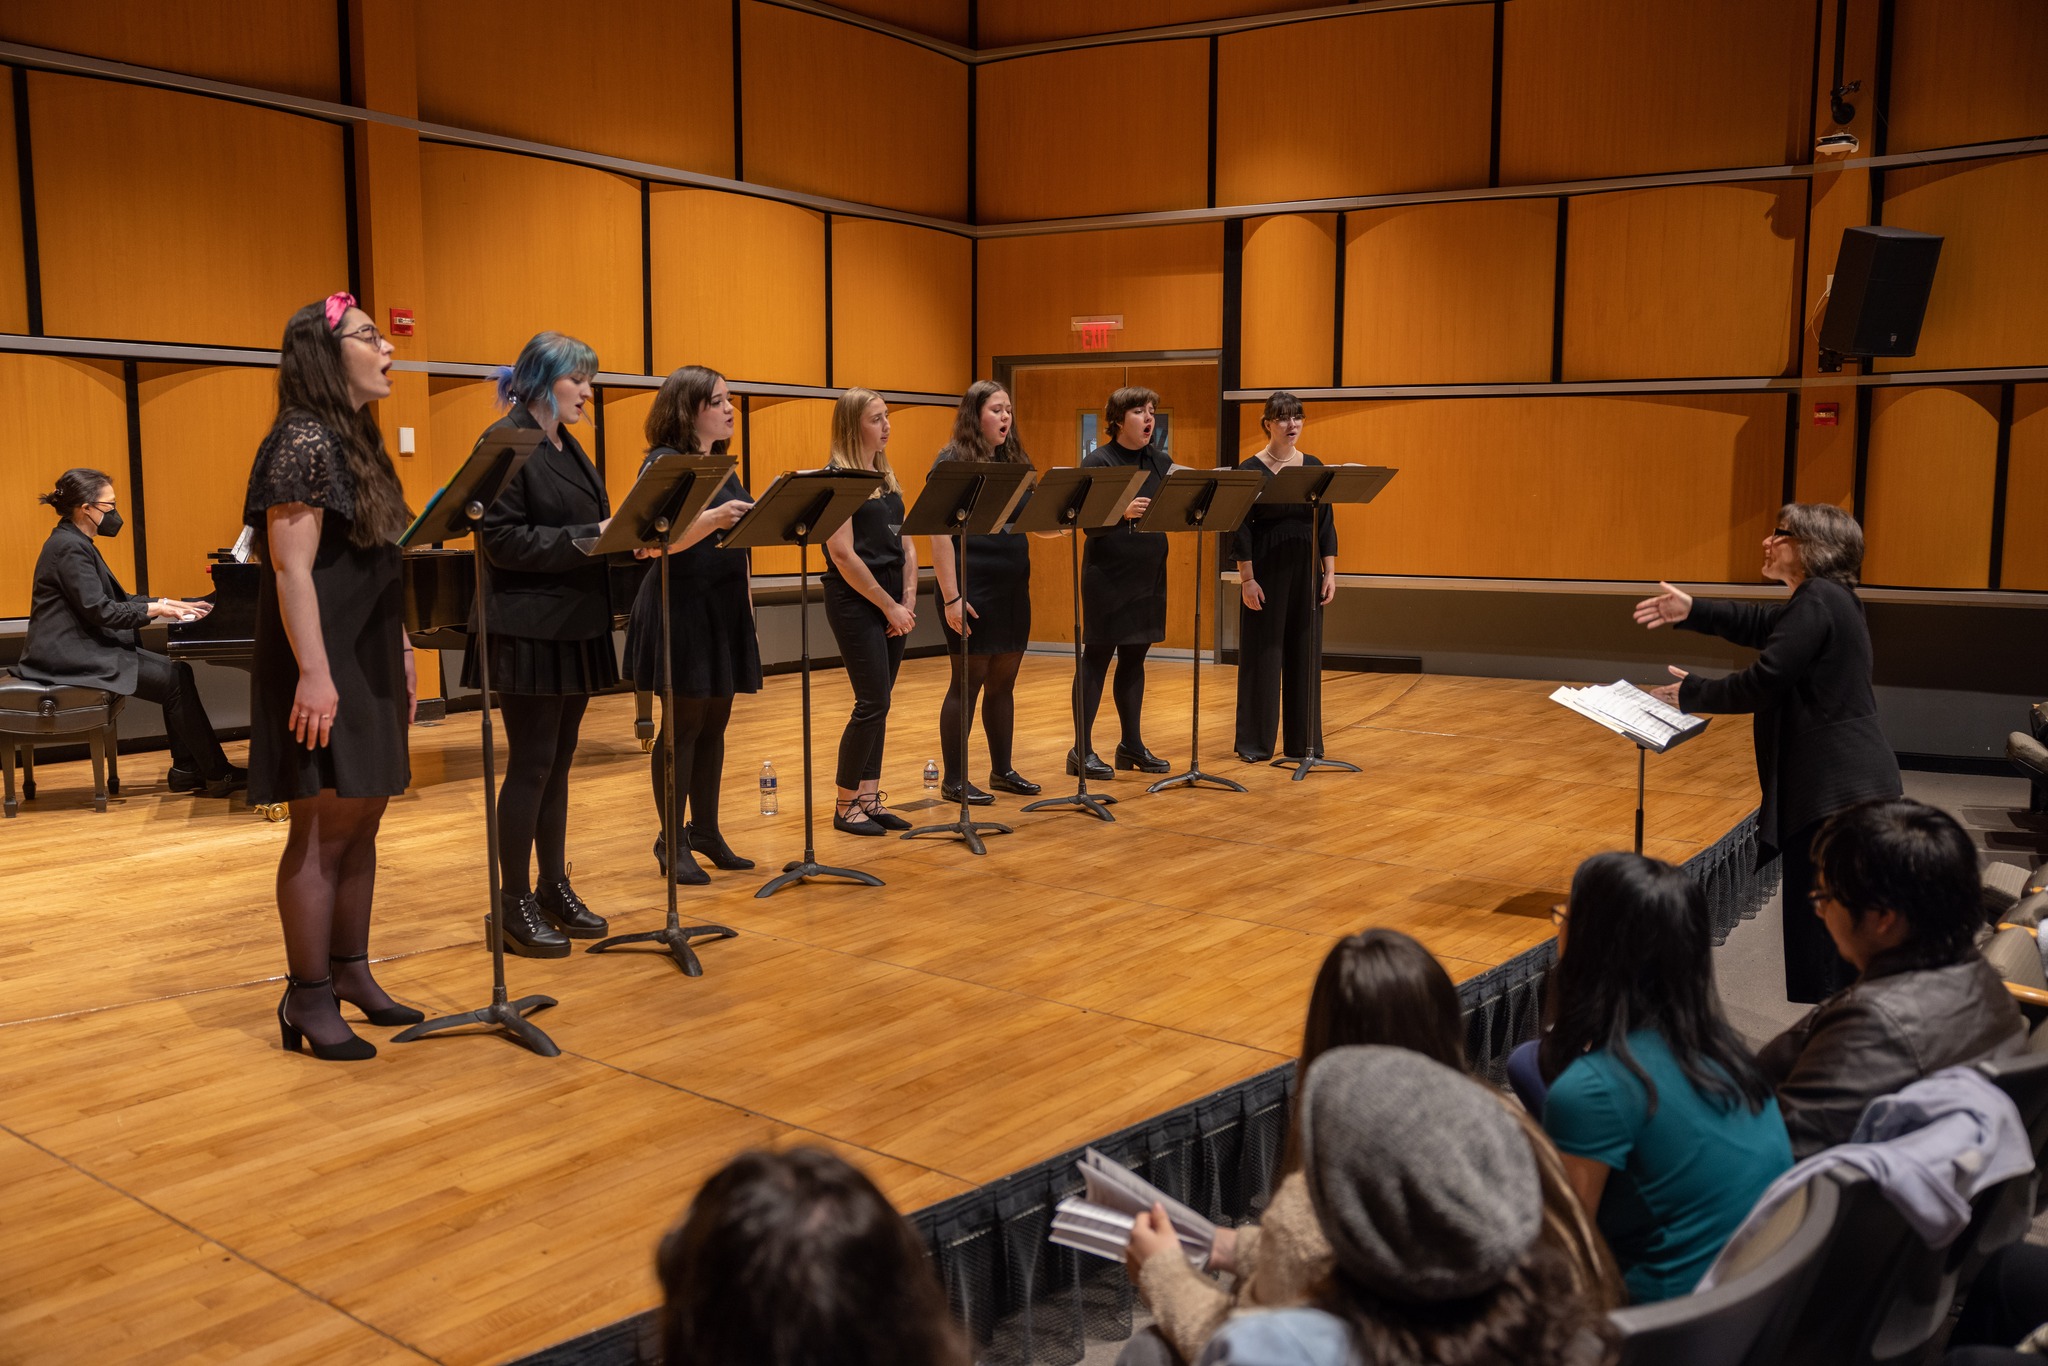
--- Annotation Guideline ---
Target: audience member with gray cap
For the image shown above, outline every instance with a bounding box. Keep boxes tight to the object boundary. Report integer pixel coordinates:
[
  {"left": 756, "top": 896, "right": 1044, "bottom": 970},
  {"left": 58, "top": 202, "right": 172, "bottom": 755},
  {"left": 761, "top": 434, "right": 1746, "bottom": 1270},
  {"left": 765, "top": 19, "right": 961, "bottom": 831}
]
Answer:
[{"left": 1196, "top": 1046, "right": 1613, "bottom": 1366}]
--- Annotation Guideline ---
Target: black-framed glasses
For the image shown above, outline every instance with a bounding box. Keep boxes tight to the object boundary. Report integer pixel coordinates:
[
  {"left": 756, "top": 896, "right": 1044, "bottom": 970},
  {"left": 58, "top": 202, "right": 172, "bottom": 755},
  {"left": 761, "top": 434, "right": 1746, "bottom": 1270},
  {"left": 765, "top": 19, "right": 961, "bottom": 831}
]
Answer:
[
  {"left": 1768, "top": 527, "right": 1800, "bottom": 540},
  {"left": 337, "top": 323, "right": 387, "bottom": 347}
]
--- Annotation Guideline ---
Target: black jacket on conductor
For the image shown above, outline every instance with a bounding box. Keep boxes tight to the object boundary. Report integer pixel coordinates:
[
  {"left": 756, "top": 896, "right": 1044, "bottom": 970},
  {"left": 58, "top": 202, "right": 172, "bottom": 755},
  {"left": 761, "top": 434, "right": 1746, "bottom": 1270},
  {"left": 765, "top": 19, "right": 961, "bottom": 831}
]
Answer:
[
  {"left": 16, "top": 519, "right": 150, "bottom": 693},
  {"left": 1676, "top": 576, "right": 1902, "bottom": 855},
  {"left": 471, "top": 407, "right": 614, "bottom": 641}
]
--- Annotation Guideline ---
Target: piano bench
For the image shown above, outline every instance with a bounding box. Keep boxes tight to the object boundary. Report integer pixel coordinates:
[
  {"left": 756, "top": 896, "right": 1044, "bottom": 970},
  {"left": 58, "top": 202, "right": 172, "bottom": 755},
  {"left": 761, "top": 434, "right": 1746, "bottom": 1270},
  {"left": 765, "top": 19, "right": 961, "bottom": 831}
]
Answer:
[{"left": 0, "top": 673, "right": 125, "bottom": 816}]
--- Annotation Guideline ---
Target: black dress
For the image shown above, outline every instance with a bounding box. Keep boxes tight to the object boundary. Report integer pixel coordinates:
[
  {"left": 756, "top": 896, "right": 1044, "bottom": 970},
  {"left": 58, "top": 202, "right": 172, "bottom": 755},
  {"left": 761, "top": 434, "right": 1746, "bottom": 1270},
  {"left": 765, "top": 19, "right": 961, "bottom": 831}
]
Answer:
[
  {"left": 242, "top": 415, "right": 410, "bottom": 803},
  {"left": 1080, "top": 441, "right": 1172, "bottom": 646},
  {"left": 1231, "top": 454, "right": 1340, "bottom": 759},
  {"left": 622, "top": 457, "right": 762, "bottom": 698},
  {"left": 935, "top": 454, "right": 1032, "bottom": 655},
  {"left": 460, "top": 410, "right": 620, "bottom": 697}
]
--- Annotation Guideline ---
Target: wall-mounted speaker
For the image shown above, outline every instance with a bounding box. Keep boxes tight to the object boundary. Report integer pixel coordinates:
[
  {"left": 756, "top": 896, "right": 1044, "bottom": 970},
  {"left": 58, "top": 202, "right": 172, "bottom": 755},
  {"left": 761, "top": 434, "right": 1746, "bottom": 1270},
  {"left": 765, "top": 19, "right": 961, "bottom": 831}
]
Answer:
[{"left": 1819, "top": 225, "right": 1943, "bottom": 358}]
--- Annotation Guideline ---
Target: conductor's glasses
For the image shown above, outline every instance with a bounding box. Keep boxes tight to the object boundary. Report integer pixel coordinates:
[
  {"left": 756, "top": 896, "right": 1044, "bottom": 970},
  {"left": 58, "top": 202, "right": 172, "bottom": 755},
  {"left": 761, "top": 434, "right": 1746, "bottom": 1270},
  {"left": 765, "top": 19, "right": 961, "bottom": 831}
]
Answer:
[{"left": 1768, "top": 526, "right": 1801, "bottom": 540}]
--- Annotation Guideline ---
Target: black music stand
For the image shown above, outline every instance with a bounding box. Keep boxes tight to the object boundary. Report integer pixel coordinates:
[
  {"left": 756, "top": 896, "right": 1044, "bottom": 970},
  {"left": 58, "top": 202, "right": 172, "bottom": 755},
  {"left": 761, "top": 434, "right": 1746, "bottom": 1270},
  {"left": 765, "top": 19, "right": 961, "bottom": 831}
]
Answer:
[
  {"left": 580, "top": 453, "right": 739, "bottom": 974},
  {"left": 1135, "top": 468, "right": 1267, "bottom": 794},
  {"left": 720, "top": 469, "right": 887, "bottom": 898},
  {"left": 901, "top": 460, "right": 1035, "bottom": 855},
  {"left": 391, "top": 426, "right": 560, "bottom": 1056},
  {"left": 1258, "top": 465, "right": 1398, "bottom": 782},
  {"left": 1017, "top": 465, "right": 1146, "bottom": 822}
]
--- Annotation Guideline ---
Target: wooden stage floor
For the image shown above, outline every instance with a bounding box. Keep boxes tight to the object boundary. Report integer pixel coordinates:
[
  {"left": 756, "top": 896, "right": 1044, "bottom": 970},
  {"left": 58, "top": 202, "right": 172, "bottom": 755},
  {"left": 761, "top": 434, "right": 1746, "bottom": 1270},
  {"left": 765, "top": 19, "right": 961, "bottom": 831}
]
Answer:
[{"left": 0, "top": 657, "right": 1757, "bottom": 1363}]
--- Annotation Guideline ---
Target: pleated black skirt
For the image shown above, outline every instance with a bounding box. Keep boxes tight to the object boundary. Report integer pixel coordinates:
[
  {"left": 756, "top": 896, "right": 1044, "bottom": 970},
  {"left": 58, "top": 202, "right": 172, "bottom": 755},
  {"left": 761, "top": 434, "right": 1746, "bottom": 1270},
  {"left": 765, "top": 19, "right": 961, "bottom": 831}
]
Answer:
[{"left": 461, "top": 632, "right": 619, "bottom": 697}]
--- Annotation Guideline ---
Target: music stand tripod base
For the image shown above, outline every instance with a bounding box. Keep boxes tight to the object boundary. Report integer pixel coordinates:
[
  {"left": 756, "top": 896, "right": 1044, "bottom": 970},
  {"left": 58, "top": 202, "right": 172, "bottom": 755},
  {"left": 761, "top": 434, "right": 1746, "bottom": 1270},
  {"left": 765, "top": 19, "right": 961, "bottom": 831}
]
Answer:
[
  {"left": 586, "top": 920, "right": 740, "bottom": 977},
  {"left": 1271, "top": 754, "right": 1361, "bottom": 782},
  {"left": 1021, "top": 788, "right": 1118, "bottom": 820},
  {"left": 1149, "top": 767, "right": 1246, "bottom": 794},
  {"left": 392, "top": 994, "right": 561, "bottom": 1056},
  {"left": 902, "top": 814, "right": 1013, "bottom": 856},
  {"left": 757, "top": 859, "right": 885, "bottom": 898}
]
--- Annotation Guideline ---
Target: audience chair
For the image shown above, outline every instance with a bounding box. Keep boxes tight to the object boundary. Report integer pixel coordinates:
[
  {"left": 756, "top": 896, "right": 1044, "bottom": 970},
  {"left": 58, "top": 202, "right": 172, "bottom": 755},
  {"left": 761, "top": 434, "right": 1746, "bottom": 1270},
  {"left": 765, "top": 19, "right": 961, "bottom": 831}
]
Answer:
[
  {"left": 1608, "top": 1176, "right": 1838, "bottom": 1366},
  {"left": 2012, "top": 720, "right": 2047, "bottom": 815},
  {"left": 0, "top": 672, "right": 124, "bottom": 816},
  {"left": 1977, "top": 1053, "right": 2048, "bottom": 1215}
]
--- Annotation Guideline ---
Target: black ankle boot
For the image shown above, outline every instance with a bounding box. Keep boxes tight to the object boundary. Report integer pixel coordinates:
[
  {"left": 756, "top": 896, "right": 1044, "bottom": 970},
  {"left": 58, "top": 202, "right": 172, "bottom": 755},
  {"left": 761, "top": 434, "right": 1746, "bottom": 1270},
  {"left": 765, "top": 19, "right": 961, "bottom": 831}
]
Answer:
[
  {"left": 494, "top": 892, "right": 570, "bottom": 958},
  {"left": 277, "top": 976, "right": 376, "bottom": 1060},
  {"left": 328, "top": 952, "right": 424, "bottom": 1026},
  {"left": 688, "top": 824, "right": 756, "bottom": 870},
  {"left": 654, "top": 834, "right": 711, "bottom": 884},
  {"left": 536, "top": 881, "right": 608, "bottom": 938}
]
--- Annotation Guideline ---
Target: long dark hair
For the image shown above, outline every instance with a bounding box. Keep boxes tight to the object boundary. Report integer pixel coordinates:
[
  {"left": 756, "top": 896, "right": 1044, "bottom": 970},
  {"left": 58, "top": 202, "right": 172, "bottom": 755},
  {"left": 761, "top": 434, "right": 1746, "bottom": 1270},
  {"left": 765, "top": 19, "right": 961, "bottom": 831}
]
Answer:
[
  {"left": 1281, "top": 930, "right": 1465, "bottom": 1174},
  {"left": 646, "top": 364, "right": 730, "bottom": 455},
  {"left": 38, "top": 467, "right": 112, "bottom": 516},
  {"left": 1538, "top": 852, "right": 1769, "bottom": 1116},
  {"left": 657, "top": 1147, "right": 968, "bottom": 1366},
  {"left": 937, "top": 380, "right": 1029, "bottom": 464},
  {"left": 270, "top": 300, "right": 412, "bottom": 546}
]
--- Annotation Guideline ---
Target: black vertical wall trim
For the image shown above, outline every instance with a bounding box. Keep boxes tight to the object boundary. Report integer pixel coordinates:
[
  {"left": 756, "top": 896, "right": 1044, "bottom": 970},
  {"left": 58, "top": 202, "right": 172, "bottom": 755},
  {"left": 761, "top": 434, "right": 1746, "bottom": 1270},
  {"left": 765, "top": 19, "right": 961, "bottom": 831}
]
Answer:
[
  {"left": 822, "top": 213, "right": 834, "bottom": 389},
  {"left": 640, "top": 180, "right": 654, "bottom": 374},
  {"left": 122, "top": 361, "right": 150, "bottom": 597},
  {"left": 1873, "top": 0, "right": 1896, "bottom": 158},
  {"left": 1550, "top": 198, "right": 1570, "bottom": 383},
  {"left": 739, "top": 395, "right": 753, "bottom": 489},
  {"left": 1781, "top": 392, "right": 1801, "bottom": 508},
  {"left": 1789, "top": 179, "right": 1814, "bottom": 374},
  {"left": 1851, "top": 384, "right": 1873, "bottom": 521},
  {"left": 592, "top": 388, "right": 608, "bottom": 483},
  {"left": 1329, "top": 212, "right": 1347, "bottom": 389},
  {"left": 967, "top": 0, "right": 978, "bottom": 48},
  {"left": 1869, "top": 165, "right": 1886, "bottom": 226},
  {"left": 1988, "top": 382, "right": 2014, "bottom": 589},
  {"left": 1221, "top": 217, "right": 1244, "bottom": 467},
  {"left": 341, "top": 124, "right": 362, "bottom": 302},
  {"left": 970, "top": 236, "right": 980, "bottom": 379},
  {"left": 1487, "top": 1, "right": 1505, "bottom": 187},
  {"left": 966, "top": 65, "right": 978, "bottom": 225},
  {"left": 336, "top": 0, "right": 354, "bottom": 102},
  {"left": 731, "top": 0, "right": 746, "bottom": 180},
  {"left": 12, "top": 68, "right": 43, "bottom": 336},
  {"left": 1205, "top": 37, "right": 1219, "bottom": 208}
]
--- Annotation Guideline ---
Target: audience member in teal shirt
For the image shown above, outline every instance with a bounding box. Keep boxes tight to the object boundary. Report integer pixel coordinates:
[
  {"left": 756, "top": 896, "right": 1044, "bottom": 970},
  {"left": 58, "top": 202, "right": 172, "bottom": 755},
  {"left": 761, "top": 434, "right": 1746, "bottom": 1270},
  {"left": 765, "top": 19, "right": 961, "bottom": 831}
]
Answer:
[{"left": 1537, "top": 852, "right": 1794, "bottom": 1303}]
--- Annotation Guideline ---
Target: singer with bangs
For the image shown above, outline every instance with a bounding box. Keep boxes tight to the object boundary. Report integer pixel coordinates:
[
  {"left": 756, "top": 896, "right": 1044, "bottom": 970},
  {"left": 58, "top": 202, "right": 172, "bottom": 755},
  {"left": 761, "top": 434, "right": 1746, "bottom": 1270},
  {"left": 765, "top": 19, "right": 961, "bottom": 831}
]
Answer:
[
  {"left": 241, "top": 293, "right": 419, "bottom": 1061},
  {"left": 821, "top": 388, "right": 918, "bottom": 835},
  {"left": 462, "top": 332, "right": 619, "bottom": 960}
]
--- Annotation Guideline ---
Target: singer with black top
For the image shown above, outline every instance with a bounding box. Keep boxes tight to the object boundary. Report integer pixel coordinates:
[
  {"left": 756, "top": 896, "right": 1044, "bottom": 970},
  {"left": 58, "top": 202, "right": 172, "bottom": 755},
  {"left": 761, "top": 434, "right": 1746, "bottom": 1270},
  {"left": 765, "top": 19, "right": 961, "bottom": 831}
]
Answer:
[
  {"left": 822, "top": 388, "right": 918, "bottom": 836},
  {"left": 928, "top": 381, "right": 1043, "bottom": 805},
  {"left": 1231, "top": 392, "right": 1339, "bottom": 764},
  {"left": 243, "top": 294, "right": 420, "bottom": 1061},
  {"left": 1074, "top": 385, "right": 1173, "bottom": 779},
  {"left": 622, "top": 365, "right": 760, "bottom": 883},
  {"left": 19, "top": 467, "right": 242, "bottom": 796},
  {"left": 464, "top": 333, "right": 618, "bottom": 958}
]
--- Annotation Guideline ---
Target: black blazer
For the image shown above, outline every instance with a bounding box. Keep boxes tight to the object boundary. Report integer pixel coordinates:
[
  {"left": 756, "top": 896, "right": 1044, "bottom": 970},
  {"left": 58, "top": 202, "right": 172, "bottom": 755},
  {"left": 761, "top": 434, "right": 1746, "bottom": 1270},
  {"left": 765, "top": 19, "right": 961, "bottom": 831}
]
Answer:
[
  {"left": 16, "top": 520, "right": 152, "bottom": 693},
  {"left": 473, "top": 408, "right": 614, "bottom": 641},
  {"left": 1678, "top": 576, "right": 1902, "bottom": 853}
]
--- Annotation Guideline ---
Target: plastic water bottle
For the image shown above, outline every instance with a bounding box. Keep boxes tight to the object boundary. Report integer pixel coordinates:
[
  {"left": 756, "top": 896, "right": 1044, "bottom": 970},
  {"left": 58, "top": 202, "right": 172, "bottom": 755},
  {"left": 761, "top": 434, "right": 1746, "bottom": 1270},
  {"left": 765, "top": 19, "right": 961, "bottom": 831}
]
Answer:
[
  {"left": 923, "top": 758, "right": 940, "bottom": 791},
  {"left": 759, "top": 761, "right": 778, "bottom": 816}
]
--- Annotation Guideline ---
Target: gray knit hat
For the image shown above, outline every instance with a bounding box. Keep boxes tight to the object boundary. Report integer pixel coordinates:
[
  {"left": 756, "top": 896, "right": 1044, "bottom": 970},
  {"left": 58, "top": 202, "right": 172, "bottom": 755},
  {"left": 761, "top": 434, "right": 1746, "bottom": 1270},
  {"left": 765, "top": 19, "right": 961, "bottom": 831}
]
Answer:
[{"left": 1298, "top": 1045, "right": 1543, "bottom": 1303}]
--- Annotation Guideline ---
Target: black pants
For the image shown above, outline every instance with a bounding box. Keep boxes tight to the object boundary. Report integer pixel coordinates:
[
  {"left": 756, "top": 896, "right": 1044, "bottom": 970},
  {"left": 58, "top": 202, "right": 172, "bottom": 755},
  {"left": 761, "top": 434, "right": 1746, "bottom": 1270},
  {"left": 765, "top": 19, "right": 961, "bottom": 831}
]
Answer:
[
  {"left": 497, "top": 693, "right": 588, "bottom": 896},
  {"left": 1074, "top": 642, "right": 1149, "bottom": 756},
  {"left": 134, "top": 649, "right": 229, "bottom": 778},
  {"left": 1233, "top": 560, "right": 1320, "bottom": 761},
  {"left": 825, "top": 578, "right": 905, "bottom": 790},
  {"left": 1780, "top": 818, "right": 1855, "bottom": 1004}
]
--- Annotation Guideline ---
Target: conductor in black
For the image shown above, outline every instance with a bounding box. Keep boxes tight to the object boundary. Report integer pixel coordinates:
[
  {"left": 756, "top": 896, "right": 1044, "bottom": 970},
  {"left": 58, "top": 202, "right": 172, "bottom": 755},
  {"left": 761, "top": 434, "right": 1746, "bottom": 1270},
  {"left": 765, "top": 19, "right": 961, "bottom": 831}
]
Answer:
[{"left": 1073, "top": 386, "right": 1173, "bottom": 779}]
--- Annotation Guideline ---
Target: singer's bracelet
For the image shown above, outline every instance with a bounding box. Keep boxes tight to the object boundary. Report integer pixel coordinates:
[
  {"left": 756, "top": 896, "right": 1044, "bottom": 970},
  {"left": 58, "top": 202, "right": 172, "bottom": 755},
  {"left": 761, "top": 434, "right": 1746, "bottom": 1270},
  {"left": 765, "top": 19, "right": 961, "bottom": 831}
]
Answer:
[{"left": 944, "top": 595, "right": 961, "bottom": 606}]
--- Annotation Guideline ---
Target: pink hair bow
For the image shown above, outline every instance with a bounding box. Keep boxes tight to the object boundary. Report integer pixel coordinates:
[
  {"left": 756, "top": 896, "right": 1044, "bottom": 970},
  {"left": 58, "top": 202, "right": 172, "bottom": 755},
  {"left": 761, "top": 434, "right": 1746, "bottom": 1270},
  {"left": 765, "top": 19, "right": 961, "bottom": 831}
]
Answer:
[{"left": 323, "top": 291, "right": 357, "bottom": 330}]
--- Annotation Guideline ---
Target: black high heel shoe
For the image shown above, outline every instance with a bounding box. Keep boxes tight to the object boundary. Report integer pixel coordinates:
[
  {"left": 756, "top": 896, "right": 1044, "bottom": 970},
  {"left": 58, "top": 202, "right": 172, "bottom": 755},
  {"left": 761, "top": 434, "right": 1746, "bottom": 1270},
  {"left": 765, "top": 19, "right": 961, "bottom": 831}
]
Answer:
[
  {"left": 653, "top": 834, "right": 711, "bottom": 885},
  {"left": 859, "top": 792, "right": 911, "bottom": 830},
  {"left": 833, "top": 798, "right": 886, "bottom": 836},
  {"left": 688, "top": 824, "right": 756, "bottom": 870},
  {"left": 277, "top": 975, "right": 376, "bottom": 1060},
  {"left": 328, "top": 953, "right": 425, "bottom": 1026}
]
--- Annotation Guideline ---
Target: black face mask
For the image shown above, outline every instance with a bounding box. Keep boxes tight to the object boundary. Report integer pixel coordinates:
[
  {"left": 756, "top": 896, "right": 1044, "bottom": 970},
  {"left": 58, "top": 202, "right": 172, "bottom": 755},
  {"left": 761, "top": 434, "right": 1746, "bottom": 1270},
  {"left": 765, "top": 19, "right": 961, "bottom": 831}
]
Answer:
[{"left": 93, "top": 507, "right": 124, "bottom": 539}]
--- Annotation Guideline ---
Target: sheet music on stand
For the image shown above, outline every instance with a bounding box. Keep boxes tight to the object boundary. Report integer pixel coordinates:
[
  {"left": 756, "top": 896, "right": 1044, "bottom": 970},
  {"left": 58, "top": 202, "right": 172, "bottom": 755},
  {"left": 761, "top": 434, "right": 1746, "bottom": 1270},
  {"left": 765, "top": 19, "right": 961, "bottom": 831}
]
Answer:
[
  {"left": 1550, "top": 680, "right": 1709, "bottom": 753},
  {"left": 1047, "top": 1148, "right": 1218, "bottom": 1268}
]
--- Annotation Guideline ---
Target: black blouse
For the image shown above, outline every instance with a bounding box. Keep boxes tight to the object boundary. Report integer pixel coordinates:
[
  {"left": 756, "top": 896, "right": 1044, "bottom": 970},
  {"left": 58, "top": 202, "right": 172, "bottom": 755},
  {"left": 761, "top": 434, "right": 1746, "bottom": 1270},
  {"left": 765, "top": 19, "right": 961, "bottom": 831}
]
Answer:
[
  {"left": 1228, "top": 453, "right": 1341, "bottom": 568},
  {"left": 826, "top": 489, "right": 906, "bottom": 586}
]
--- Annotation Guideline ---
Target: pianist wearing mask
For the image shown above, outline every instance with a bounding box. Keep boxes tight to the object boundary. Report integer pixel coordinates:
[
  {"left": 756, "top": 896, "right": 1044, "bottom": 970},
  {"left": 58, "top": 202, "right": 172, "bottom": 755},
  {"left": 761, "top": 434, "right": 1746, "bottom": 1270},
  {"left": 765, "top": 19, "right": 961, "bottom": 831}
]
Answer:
[
  {"left": 19, "top": 468, "right": 243, "bottom": 795},
  {"left": 465, "top": 331, "right": 620, "bottom": 957},
  {"left": 243, "top": 293, "right": 417, "bottom": 1061}
]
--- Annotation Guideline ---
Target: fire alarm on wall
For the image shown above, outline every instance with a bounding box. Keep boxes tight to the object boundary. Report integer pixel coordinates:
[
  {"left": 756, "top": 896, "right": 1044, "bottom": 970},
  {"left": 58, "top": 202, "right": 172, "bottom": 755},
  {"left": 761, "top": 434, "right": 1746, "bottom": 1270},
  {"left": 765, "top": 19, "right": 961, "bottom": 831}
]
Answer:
[{"left": 389, "top": 308, "right": 415, "bottom": 338}]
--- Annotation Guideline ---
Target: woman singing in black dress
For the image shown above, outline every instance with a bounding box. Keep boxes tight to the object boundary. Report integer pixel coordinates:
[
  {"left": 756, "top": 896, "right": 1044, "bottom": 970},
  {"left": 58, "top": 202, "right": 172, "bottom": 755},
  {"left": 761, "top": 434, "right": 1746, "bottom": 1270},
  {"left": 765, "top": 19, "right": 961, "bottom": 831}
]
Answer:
[
  {"left": 244, "top": 293, "right": 418, "bottom": 1060},
  {"left": 465, "top": 332, "right": 617, "bottom": 958},
  {"left": 822, "top": 387, "right": 917, "bottom": 835},
  {"left": 19, "top": 468, "right": 242, "bottom": 796},
  {"left": 1073, "top": 385, "right": 1172, "bottom": 779},
  {"left": 623, "top": 365, "right": 758, "bottom": 883},
  {"left": 1231, "top": 392, "right": 1338, "bottom": 763},
  {"left": 930, "top": 381, "right": 1041, "bottom": 805}
]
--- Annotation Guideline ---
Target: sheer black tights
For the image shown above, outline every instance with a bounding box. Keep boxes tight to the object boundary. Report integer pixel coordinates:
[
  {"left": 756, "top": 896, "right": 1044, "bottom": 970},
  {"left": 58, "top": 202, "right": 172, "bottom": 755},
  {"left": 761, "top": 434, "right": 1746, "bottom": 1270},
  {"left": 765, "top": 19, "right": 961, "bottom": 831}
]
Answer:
[
  {"left": 939, "top": 649, "right": 1023, "bottom": 783},
  {"left": 649, "top": 695, "right": 735, "bottom": 839},
  {"left": 497, "top": 693, "right": 589, "bottom": 896},
  {"left": 1075, "top": 642, "right": 1149, "bottom": 754},
  {"left": 276, "top": 791, "right": 391, "bottom": 1047}
]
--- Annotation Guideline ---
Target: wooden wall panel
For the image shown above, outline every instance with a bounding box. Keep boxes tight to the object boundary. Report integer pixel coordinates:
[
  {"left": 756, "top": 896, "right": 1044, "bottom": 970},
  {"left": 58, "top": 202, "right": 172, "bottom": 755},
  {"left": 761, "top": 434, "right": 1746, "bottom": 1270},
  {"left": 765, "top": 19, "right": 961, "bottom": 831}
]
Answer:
[
  {"left": 741, "top": 2, "right": 967, "bottom": 220},
  {"left": 0, "top": 1, "right": 341, "bottom": 100},
  {"left": 419, "top": 144, "right": 643, "bottom": 370},
  {"left": 1248, "top": 394, "right": 1783, "bottom": 582},
  {"left": 1240, "top": 215, "right": 1335, "bottom": 390},
  {"left": 742, "top": 397, "right": 835, "bottom": 575},
  {"left": 0, "top": 69, "right": 26, "bottom": 336},
  {"left": 829, "top": 219, "right": 972, "bottom": 396},
  {"left": 599, "top": 388, "right": 660, "bottom": 515},
  {"left": 29, "top": 75, "right": 348, "bottom": 349},
  {"left": 881, "top": 402, "right": 948, "bottom": 519},
  {"left": 2005, "top": 386, "right": 2048, "bottom": 591},
  {"left": 1344, "top": 200, "right": 1556, "bottom": 386},
  {"left": 415, "top": 0, "right": 733, "bottom": 176},
  {"left": 977, "top": 225, "right": 1223, "bottom": 374},
  {"left": 135, "top": 366, "right": 278, "bottom": 597},
  {"left": 1215, "top": 7, "right": 1493, "bottom": 206},
  {"left": 0, "top": 357, "right": 129, "bottom": 617},
  {"left": 1888, "top": 0, "right": 2048, "bottom": 154},
  {"left": 977, "top": 43, "right": 1209, "bottom": 223},
  {"left": 1877, "top": 154, "right": 2048, "bottom": 372},
  {"left": 1499, "top": 0, "right": 1813, "bottom": 184},
  {"left": 1861, "top": 386, "right": 2000, "bottom": 589},
  {"left": 648, "top": 188, "right": 826, "bottom": 385},
  {"left": 1564, "top": 182, "right": 1805, "bottom": 381},
  {"left": 425, "top": 378, "right": 505, "bottom": 505},
  {"left": 829, "top": 0, "right": 971, "bottom": 45},
  {"left": 978, "top": 0, "right": 1303, "bottom": 46}
]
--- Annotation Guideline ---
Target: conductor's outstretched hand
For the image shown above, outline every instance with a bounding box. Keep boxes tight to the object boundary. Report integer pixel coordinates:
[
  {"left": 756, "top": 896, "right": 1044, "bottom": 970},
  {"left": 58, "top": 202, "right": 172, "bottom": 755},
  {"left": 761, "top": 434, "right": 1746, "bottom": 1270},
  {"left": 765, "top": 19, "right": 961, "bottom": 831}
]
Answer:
[
  {"left": 1646, "top": 665, "right": 1688, "bottom": 707},
  {"left": 1633, "top": 581, "right": 1693, "bottom": 629}
]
